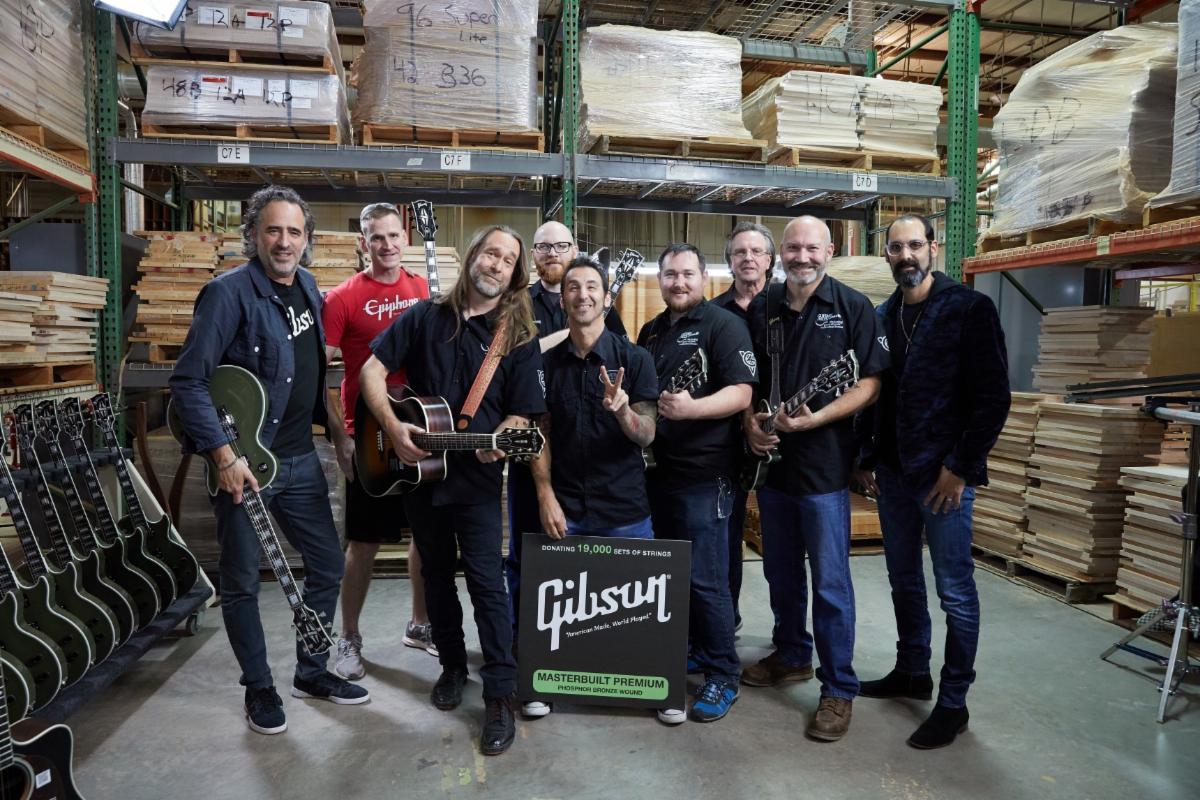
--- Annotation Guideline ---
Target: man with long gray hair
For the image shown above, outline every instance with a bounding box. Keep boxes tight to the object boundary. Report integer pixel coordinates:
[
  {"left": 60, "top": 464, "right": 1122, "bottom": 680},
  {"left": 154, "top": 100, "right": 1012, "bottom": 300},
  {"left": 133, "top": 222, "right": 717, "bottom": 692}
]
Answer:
[{"left": 171, "top": 185, "right": 369, "bottom": 736}]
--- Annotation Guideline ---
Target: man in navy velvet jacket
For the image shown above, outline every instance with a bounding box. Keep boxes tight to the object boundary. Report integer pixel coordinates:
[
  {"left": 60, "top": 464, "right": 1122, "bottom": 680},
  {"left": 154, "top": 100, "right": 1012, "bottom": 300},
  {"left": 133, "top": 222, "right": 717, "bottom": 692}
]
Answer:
[{"left": 855, "top": 214, "right": 1010, "bottom": 750}]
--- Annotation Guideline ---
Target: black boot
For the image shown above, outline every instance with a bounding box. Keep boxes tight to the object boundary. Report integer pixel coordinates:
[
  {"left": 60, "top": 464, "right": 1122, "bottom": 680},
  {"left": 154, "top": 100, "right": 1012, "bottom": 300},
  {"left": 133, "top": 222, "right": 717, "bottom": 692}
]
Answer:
[
  {"left": 431, "top": 667, "right": 469, "bottom": 710},
  {"left": 908, "top": 704, "right": 969, "bottom": 749},
  {"left": 481, "top": 695, "right": 517, "bottom": 756},
  {"left": 858, "top": 669, "right": 934, "bottom": 700}
]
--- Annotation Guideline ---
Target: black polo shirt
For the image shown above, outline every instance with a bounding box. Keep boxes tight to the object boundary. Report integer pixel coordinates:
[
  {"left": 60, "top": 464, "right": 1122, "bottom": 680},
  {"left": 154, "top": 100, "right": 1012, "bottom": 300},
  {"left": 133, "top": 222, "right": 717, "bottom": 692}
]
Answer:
[
  {"left": 710, "top": 284, "right": 763, "bottom": 325},
  {"left": 530, "top": 280, "right": 627, "bottom": 338},
  {"left": 748, "top": 274, "right": 889, "bottom": 496},
  {"left": 370, "top": 300, "right": 547, "bottom": 506},
  {"left": 543, "top": 329, "right": 658, "bottom": 527},
  {"left": 637, "top": 299, "right": 758, "bottom": 490}
]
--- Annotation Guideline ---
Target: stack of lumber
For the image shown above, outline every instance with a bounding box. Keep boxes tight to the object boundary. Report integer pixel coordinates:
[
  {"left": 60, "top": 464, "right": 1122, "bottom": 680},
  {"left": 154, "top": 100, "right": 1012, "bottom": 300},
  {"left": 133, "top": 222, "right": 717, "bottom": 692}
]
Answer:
[
  {"left": 1153, "top": 422, "right": 1192, "bottom": 465},
  {"left": 401, "top": 245, "right": 460, "bottom": 291},
  {"left": 1023, "top": 402, "right": 1162, "bottom": 579},
  {"left": 973, "top": 392, "right": 1046, "bottom": 556},
  {"left": 707, "top": 273, "right": 732, "bottom": 299},
  {"left": 614, "top": 269, "right": 666, "bottom": 337},
  {"left": 1031, "top": 306, "right": 1156, "bottom": 395},
  {"left": 131, "top": 232, "right": 221, "bottom": 348},
  {"left": 217, "top": 232, "right": 244, "bottom": 273},
  {"left": 1116, "top": 465, "right": 1187, "bottom": 608},
  {"left": 0, "top": 272, "right": 107, "bottom": 361},
  {"left": 0, "top": 291, "right": 41, "bottom": 364},
  {"left": 308, "top": 231, "right": 361, "bottom": 291}
]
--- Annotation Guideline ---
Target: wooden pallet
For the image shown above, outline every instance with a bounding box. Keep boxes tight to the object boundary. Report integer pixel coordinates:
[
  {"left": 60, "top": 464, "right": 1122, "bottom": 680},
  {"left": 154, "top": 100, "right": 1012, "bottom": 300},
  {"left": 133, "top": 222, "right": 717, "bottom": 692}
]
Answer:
[
  {"left": 1108, "top": 593, "right": 1200, "bottom": 657},
  {"left": 141, "top": 121, "right": 339, "bottom": 144},
  {"left": 0, "top": 109, "right": 88, "bottom": 167},
  {"left": 359, "top": 124, "right": 544, "bottom": 152},
  {"left": 978, "top": 217, "right": 1140, "bottom": 255},
  {"left": 769, "top": 146, "right": 939, "bottom": 174},
  {"left": 1010, "top": 556, "right": 1116, "bottom": 604},
  {"left": 0, "top": 361, "right": 96, "bottom": 390},
  {"left": 1143, "top": 201, "right": 1200, "bottom": 227},
  {"left": 743, "top": 507, "right": 763, "bottom": 555},
  {"left": 971, "top": 543, "right": 1020, "bottom": 578},
  {"left": 130, "top": 41, "right": 336, "bottom": 73},
  {"left": 147, "top": 343, "right": 183, "bottom": 364},
  {"left": 585, "top": 133, "right": 767, "bottom": 162}
]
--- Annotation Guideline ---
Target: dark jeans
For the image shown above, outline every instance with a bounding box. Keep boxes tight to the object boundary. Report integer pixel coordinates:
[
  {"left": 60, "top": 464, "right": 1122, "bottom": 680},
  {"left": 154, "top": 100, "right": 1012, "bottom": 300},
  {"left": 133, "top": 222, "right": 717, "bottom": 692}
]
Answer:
[
  {"left": 566, "top": 516, "right": 654, "bottom": 538},
  {"left": 757, "top": 486, "right": 858, "bottom": 700},
  {"left": 650, "top": 478, "right": 740, "bottom": 685},
  {"left": 728, "top": 487, "right": 748, "bottom": 626},
  {"left": 213, "top": 449, "right": 344, "bottom": 691},
  {"left": 875, "top": 466, "right": 979, "bottom": 709},
  {"left": 505, "top": 464, "right": 541, "bottom": 637},
  {"left": 406, "top": 495, "right": 516, "bottom": 699}
]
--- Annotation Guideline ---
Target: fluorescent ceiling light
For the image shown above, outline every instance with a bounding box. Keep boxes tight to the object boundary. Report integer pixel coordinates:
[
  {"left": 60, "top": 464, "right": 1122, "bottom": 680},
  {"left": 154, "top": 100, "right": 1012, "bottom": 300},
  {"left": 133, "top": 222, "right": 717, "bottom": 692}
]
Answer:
[{"left": 94, "top": 1, "right": 188, "bottom": 29}]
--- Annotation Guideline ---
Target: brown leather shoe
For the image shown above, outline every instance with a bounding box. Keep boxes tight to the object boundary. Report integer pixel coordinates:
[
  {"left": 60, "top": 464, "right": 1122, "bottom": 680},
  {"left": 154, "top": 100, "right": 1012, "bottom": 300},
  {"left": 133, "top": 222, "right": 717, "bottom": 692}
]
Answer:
[
  {"left": 806, "top": 696, "right": 852, "bottom": 742},
  {"left": 741, "top": 651, "right": 814, "bottom": 687}
]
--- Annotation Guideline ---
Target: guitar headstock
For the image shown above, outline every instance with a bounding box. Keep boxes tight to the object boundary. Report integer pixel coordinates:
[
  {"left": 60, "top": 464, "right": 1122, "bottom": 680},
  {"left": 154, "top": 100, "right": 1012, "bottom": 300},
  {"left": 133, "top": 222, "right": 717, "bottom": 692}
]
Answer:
[
  {"left": 293, "top": 604, "right": 335, "bottom": 656},
  {"left": 669, "top": 348, "right": 708, "bottom": 395},
  {"left": 811, "top": 351, "right": 860, "bottom": 396},
  {"left": 33, "top": 401, "right": 61, "bottom": 446},
  {"left": 57, "top": 398, "right": 87, "bottom": 442},
  {"left": 410, "top": 200, "right": 438, "bottom": 242},
  {"left": 88, "top": 393, "right": 117, "bottom": 438},
  {"left": 496, "top": 426, "right": 545, "bottom": 463},
  {"left": 11, "top": 404, "right": 36, "bottom": 451},
  {"left": 611, "top": 248, "right": 643, "bottom": 295}
]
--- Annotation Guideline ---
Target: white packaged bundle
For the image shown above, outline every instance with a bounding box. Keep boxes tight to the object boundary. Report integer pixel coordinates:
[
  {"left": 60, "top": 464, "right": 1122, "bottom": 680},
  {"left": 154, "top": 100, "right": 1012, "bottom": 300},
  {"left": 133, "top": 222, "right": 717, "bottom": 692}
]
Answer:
[
  {"left": 1152, "top": 0, "right": 1200, "bottom": 208},
  {"left": 0, "top": 0, "right": 87, "bottom": 149},
  {"left": 579, "top": 25, "right": 752, "bottom": 144},
  {"left": 353, "top": 0, "right": 539, "bottom": 133},
  {"left": 743, "top": 71, "right": 941, "bottom": 159},
  {"left": 142, "top": 65, "right": 349, "bottom": 142},
  {"left": 991, "top": 24, "right": 1178, "bottom": 237}
]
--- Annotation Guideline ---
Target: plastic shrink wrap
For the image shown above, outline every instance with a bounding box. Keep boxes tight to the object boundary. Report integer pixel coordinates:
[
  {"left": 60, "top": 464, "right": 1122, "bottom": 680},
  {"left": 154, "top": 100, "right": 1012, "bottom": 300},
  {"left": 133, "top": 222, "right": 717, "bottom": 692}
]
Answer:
[
  {"left": 990, "top": 24, "right": 1177, "bottom": 237},
  {"left": 579, "top": 25, "right": 752, "bottom": 146},
  {"left": 0, "top": 0, "right": 87, "bottom": 149},
  {"left": 1152, "top": 0, "right": 1200, "bottom": 208},
  {"left": 742, "top": 71, "right": 940, "bottom": 158},
  {"left": 142, "top": 65, "right": 350, "bottom": 142},
  {"left": 353, "top": 0, "right": 539, "bottom": 133}
]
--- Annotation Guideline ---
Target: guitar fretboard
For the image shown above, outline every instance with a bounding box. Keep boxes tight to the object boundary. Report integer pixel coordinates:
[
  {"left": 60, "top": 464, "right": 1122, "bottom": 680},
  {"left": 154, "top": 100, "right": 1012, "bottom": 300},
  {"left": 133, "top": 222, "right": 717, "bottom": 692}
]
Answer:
[
  {"left": 12, "top": 414, "right": 74, "bottom": 572},
  {"left": 0, "top": 457, "right": 49, "bottom": 581},
  {"left": 241, "top": 490, "right": 306, "bottom": 612},
  {"left": 424, "top": 239, "right": 441, "bottom": 298},
  {"left": 96, "top": 420, "right": 150, "bottom": 533},
  {"left": 65, "top": 428, "right": 122, "bottom": 546},
  {"left": 0, "top": 660, "right": 12, "bottom": 770},
  {"left": 34, "top": 406, "right": 98, "bottom": 557},
  {"left": 411, "top": 432, "right": 498, "bottom": 452}
]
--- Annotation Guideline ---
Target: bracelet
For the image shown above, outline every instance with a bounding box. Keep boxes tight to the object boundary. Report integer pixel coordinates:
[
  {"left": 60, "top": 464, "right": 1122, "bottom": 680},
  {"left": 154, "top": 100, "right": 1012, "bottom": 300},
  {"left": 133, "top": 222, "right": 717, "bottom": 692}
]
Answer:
[{"left": 216, "top": 458, "right": 238, "bottom": 471}]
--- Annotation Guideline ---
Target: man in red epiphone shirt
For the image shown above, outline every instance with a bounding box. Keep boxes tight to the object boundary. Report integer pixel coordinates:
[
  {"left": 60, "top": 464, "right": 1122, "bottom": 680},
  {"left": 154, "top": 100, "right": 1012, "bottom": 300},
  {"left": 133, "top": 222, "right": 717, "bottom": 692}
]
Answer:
[{"left": 322, "top": 202, "right": 432, "bottom": 680}]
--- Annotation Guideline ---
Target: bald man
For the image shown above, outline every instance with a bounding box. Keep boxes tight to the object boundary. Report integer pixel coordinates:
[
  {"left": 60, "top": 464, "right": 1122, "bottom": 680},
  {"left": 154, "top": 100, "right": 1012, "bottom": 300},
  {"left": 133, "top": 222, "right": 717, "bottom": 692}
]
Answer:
[
  {"left": 741, "top": 216, "right": 888, "bottom": 742},
  {"left": 505, "top": 222, "right": 629, "bottom": 645}
]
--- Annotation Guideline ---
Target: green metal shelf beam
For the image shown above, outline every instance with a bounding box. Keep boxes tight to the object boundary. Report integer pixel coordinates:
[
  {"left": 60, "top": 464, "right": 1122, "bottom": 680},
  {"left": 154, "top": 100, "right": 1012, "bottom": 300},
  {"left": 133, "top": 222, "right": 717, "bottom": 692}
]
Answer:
[
  {"left": 943, "top": 6, "right": 980, "bottom": 282},
  {"left": 0, "top": 196, "right": 78, "bottom": 240},
  {"left": 871, "top": 23, "right": 950, "bottom": 76}
]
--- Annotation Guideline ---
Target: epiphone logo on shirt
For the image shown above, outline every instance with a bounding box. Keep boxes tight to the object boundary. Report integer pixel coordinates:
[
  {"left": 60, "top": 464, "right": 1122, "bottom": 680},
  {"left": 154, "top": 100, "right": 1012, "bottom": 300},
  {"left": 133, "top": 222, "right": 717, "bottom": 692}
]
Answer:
[
  {"left": 287, "top": 306, "right": 315, "bottom": 337},
  {"left": 363, "top": 296, "right": 420, "bottom": 322},
  {"left": 537, "top": 570, "right": 672, "bottom": 652}
]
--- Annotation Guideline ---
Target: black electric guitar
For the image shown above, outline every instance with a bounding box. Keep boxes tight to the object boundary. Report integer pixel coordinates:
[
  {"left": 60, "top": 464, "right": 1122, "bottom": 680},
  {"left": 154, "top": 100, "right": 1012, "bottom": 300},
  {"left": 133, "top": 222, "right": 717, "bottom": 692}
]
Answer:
[
  {"left": 166, "top": 365, "right": 335, "bottom": 655},
  {"left": 0, "top": 653, "right": 32, "bottom": 726},
  {"left": 0, "top": 536, "right": 66, "bottom": 712},
  {"left": 354, "top": 387, "right": 544, "bottom": 498},
  {"left": 739, "top": 351, "right": 860, "bottom": 491},
  {"left": 89, "top": 394, "right": 198, "bottom": 603},
  {"left": 642, "top": 348, "right": 708, "bottom": 470},
  {"left": 605, "top": 248, "right": 642, "bottom": 317},
  {"left": 0, "top": 662, "right": 86, "bottom": 799},
  {"left": 410, "top": 199, "right": 442, "bottom": 298}
]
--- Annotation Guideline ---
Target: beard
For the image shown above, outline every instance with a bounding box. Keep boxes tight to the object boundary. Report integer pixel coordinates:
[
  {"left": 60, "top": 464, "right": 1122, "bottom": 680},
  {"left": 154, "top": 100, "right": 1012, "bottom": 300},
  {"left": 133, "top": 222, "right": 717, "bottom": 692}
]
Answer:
[
  {"left": 470, "top": 264, "right": 504, "bottom": 298},
  {"left": 784, "top": 260, "right": 824, "bottom": 287},
  {"left": 262, "top": 248, "right": 300, "bottom": 280},
  {"left": 892, "top": 257, "right": 929, "bottom": 288},
  {"left": 665, "top": 291, "right": 697, "bottom": 313},
  {"left": 536, "top": 259, "right": 567, "bottom": 286}
]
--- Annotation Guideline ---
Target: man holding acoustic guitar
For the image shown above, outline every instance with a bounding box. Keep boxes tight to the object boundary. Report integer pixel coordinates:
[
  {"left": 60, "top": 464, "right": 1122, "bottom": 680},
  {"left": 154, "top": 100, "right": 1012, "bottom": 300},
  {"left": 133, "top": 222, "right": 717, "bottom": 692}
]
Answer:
[{"left": 359, "top": 224, "right": 547, "bottom": 757}]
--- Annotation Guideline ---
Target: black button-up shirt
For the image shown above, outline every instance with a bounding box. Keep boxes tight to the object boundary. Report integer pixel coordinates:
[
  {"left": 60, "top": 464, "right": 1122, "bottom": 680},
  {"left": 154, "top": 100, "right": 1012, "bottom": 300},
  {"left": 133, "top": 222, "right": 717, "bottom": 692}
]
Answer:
[
  {"left": 710, "top": 284, "right": 763, "bottom": 325},
  {"left": 637, "top": 299, "right": 759, "bottom": 490},
  {"left": 370, "top": 301, "right": 547, "bottom": 506},
  {"left": 748, "top": 275, "right": 889, "bottom": 496},
  {"left": 543, "top": 329, "right": 658, "bottom": 527},
  {"left": 530, "top": 280, "right": 627, "bottom": 338}
]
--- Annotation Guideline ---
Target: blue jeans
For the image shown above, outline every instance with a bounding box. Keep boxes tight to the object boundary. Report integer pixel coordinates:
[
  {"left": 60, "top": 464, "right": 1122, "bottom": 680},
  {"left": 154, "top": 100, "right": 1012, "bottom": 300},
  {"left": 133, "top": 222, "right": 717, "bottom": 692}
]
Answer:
[
  {"left": 505, "top": 464, "right": 541, "bottom": 637},
  {"left": 566, "top": 516, "right": 654, "bottom": 538},
  {"left": 406, "top": 496, "right": 516, "bottom": 699},
  {"left": 213, "top": 449, "right": 344, "bottom": 691},
  {"left": 875, "top": 466, "right": 978, "bottom": 709},
  {"left": 728, "top": 487, "right": 748, "bottom": 626},
  {"left": 757, "top": 486, "right": 858, "bottom": 700},
  {"left": 649, "top": 478, "right": 740, "bottom": 685}
]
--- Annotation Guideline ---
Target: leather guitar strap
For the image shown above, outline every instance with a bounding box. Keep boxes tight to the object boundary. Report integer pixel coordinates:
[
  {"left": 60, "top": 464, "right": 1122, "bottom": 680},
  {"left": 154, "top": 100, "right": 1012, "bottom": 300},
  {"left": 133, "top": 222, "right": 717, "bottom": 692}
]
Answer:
[{"left": 456, "top": 317, "right": 510, "bottom": 431}]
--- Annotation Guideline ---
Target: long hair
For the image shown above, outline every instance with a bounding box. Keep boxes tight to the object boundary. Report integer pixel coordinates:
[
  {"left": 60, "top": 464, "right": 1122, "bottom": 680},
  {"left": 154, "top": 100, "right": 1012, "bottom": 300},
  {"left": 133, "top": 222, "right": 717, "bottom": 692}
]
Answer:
[
  {"left": 241, "top": 184, "right": 316, "bottom": 267},
  {"left": 438, "top": 225, "right": 537, "bottom": 355}
]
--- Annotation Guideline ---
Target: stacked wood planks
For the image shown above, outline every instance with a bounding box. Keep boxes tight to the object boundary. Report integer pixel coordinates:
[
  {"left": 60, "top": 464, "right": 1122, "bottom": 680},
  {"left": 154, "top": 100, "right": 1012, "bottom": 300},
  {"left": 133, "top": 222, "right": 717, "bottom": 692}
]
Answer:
[
  {"left": 1031, "top": 306, "right": 1156, "bottom": 395},
  {"left": 1023, "top": 402, "right": 1162, "bottom": 580},
  {"left": 0, "top": 272, "right": 106, "bottom": 363},
  {"left": 1116, "top": 465, "right": 1187, "bottom": 608},
  {"left": 217, "top": 232, "right": 244, "bottom": 273},
  {"left": 400, "top": 245, "right": 460, "bottom": 292},
  {"left": 0, "top": 291, "right": 42, "bottom": 364},
  {"left": 974, "top": 392, "right": 1046, "bottom": 556},
  {"left": 131, "top": 232, "right": 221, "bottom": 349},
  {"left": 308, "top": 231, "right": 362, "bottom": 291},
  {"left": 1153, "top": 422, "right": 1192, "bottom": 465},
  {"left": 614, "top": 269, "right": 666, "bottom": 338}
]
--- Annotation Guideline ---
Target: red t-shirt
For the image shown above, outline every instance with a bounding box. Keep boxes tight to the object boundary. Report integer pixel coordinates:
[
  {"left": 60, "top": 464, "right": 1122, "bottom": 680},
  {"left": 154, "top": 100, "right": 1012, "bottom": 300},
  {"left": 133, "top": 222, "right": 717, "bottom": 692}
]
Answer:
[{"left": 323, "top": 269, "right": 429, "bottom": 434}]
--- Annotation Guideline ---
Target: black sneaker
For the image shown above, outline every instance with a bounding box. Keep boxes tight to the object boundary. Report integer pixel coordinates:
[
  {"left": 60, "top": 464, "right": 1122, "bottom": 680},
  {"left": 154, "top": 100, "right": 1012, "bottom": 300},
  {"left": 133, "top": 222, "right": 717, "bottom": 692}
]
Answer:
[
  {"left": 481, "top": 695, "right": 516, "bottom": 756},
  {"left": 244, "top": 686, "right": 287, "bottom": 735},
  {"left": 858, "top": 669, "right": 934, "bottom": 701},
  {"left": 432, "top": 667, "right": 469, "bottom": 710},
  {"left": 908, "top": 704, "right": 969, "bottom": 749},
  {"left": 291, "top": 673, "right": 371, "bottom": 705}
]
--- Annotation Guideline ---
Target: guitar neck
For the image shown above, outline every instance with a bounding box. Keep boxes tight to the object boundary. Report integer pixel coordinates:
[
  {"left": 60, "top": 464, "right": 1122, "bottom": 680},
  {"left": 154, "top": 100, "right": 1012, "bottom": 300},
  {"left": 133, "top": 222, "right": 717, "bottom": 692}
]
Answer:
[
  {"left": 781, "top": 383, "right": 819, "bottom": 418},
  {"left": 411, "top": 432, "right": 497, "bottom": 452},
  {"left": 39, "top": 436, "right": 97, "bottom": 553},
  {"left": 101, "top": 429, "right": 149, "bottom": 531},
  {"left": 241, "top": 491, "right": 306, "bottom": 612},
  {"left": 0, "top": 662, "right": 11, "bottom": 770},
  {"left": 0, "top": 460, "right": 49, "bottom": 580},
  {"left": 13, "top": 436, "right": 75, "bottom": 570},
  {"left": 66, "top": 433, "right": 121, "bottom": 546},
  {"left": 424, "top": 240, "right": 441, "bottom": 298}
]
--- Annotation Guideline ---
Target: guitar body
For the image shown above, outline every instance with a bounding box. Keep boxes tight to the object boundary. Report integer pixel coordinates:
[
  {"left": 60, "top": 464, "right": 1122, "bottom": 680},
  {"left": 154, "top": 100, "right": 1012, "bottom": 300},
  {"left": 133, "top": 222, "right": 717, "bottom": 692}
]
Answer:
[
  {"left": 2, "top": 718, "right": 86, "bottom": 800},
  {"left": 72, "top": 550, "right": 136, "bottom": 647},
  {"left": 112, "top": 521, "right": 176, "bottom": 611},
  {"left": 738, "top": 447, "right": 781, "bottom": 493},
  {"left": 91, "top": 538, "right": 159, "bottom": 630},
  {"left": 13, "top": 577, "right": 92, "bottom": 687},
  {"left": 2, "top": 653, "right": 33, "bottom": 725},
  {"left": 354, "top": 388, "right": 452, "bottom": 498},
  {"left": 23, "top": 565, "right": 111, "bottom": 668},
  {"left": 0, "top": 593, "right": 63, "bottom": 710},
  {"left": 128, "top": 514, "right": 199, "bottom": 599}
]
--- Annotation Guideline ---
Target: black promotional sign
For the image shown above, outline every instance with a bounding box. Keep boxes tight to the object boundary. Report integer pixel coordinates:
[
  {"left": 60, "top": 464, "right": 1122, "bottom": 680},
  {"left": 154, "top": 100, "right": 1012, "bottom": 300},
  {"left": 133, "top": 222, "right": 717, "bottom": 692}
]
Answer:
[{"left": 517, "top": 533, "right": 691, "bottom": 710}]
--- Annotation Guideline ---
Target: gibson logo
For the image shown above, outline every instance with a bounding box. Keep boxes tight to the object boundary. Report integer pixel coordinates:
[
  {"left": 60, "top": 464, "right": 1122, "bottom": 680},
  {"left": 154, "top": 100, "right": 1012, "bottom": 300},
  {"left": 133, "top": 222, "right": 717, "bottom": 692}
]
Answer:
[
  {"left": 537, "top": 570, "right": 671, "bottom": 651},
  {"left": 363, "top": 296, "right": 419, "bottom": 321}
]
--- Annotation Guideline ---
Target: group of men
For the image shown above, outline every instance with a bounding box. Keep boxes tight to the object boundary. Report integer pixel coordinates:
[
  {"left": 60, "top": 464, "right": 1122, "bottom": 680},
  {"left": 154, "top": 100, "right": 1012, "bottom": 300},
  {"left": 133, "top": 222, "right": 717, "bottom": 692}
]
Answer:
[{"left": 170, "top": 184, "right": 1010, "bottom": 758}]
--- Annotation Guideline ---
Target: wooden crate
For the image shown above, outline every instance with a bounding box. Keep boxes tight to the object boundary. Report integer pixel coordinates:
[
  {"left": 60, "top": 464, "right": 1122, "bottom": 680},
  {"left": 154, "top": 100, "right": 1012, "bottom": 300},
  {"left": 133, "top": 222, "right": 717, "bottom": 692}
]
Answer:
[
  {"left": 585, "top": 133, "right": 767, "bottom": 162},
  {"left": 978, "top": 217, "right": 1139, "bottom": 255},
  {"left": 0, "top": 360, "right": 95, "bottom": 390},
  {"left": 360, "top": 124, "right": 543, "bottom": 152},
  {"left": 141, "top": 121, "right": 339, "bottom": 144},
  {"left": 768, "top": 146, "right": 939, "bottom": 174}
]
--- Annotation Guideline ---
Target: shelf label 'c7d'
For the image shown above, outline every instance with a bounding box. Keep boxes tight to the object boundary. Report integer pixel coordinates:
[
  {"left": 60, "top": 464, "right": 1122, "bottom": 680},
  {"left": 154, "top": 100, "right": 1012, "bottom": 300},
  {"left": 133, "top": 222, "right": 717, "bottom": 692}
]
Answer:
[
  {"left": 216, "top": 144, "right": 249, "bottom": 164},
  {"left": 440, "top": 151, "right": 471, "bottom": 171},
  {"left": 852, "top": 173, "right": 878, "bottom": 193}
]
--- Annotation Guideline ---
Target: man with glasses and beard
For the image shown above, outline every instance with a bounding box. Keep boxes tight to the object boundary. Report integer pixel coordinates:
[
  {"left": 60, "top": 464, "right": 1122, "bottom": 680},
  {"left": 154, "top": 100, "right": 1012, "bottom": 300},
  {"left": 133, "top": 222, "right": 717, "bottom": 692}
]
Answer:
[
  {"left": 855, "top": 214, "right": 1010, "bottom": 750},
  {"left": 360, "top": 225, "right": 546, "bottom": 756}
]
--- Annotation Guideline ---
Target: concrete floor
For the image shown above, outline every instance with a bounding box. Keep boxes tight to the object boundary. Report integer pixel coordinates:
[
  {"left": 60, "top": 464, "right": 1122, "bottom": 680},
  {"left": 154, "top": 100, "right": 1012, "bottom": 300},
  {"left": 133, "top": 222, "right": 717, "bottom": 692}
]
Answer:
[{"left": 69, "top": 555, "right": 1198, "bottom": 800}]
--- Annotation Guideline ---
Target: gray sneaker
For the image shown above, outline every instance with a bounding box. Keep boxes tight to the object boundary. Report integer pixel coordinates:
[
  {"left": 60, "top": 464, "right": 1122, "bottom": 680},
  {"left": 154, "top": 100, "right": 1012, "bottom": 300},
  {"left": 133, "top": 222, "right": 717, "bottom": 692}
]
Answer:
[
  {"left": 334, "top": 632, "right": 365, "bottom": 681},
  {"left": 403, "top": 621, "right": 439, "bottom": 657}
]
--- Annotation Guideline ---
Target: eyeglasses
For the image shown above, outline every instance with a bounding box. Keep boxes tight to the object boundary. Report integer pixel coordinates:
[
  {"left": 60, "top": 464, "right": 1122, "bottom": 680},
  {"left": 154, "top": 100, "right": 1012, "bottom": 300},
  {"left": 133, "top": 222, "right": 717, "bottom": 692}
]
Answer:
[
  {"left": 731, "top": 247, "right": 771, "bottom": 260},
  {"left": 885, "top": 240, "right": 931, "bottom": 256},
  {"left": 532, "top": 241, "right": 573, "bottom": 255}
]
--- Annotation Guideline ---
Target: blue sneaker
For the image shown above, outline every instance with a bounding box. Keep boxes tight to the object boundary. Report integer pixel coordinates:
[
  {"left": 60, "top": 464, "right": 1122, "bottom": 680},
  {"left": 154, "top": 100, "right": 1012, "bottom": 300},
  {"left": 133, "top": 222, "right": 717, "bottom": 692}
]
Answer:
[
  {"left": 690, "top": 679, "right": 738, "bottom": 722},
  {"left": 686, "top": 656, "right": 702, "bottom": 675}
]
